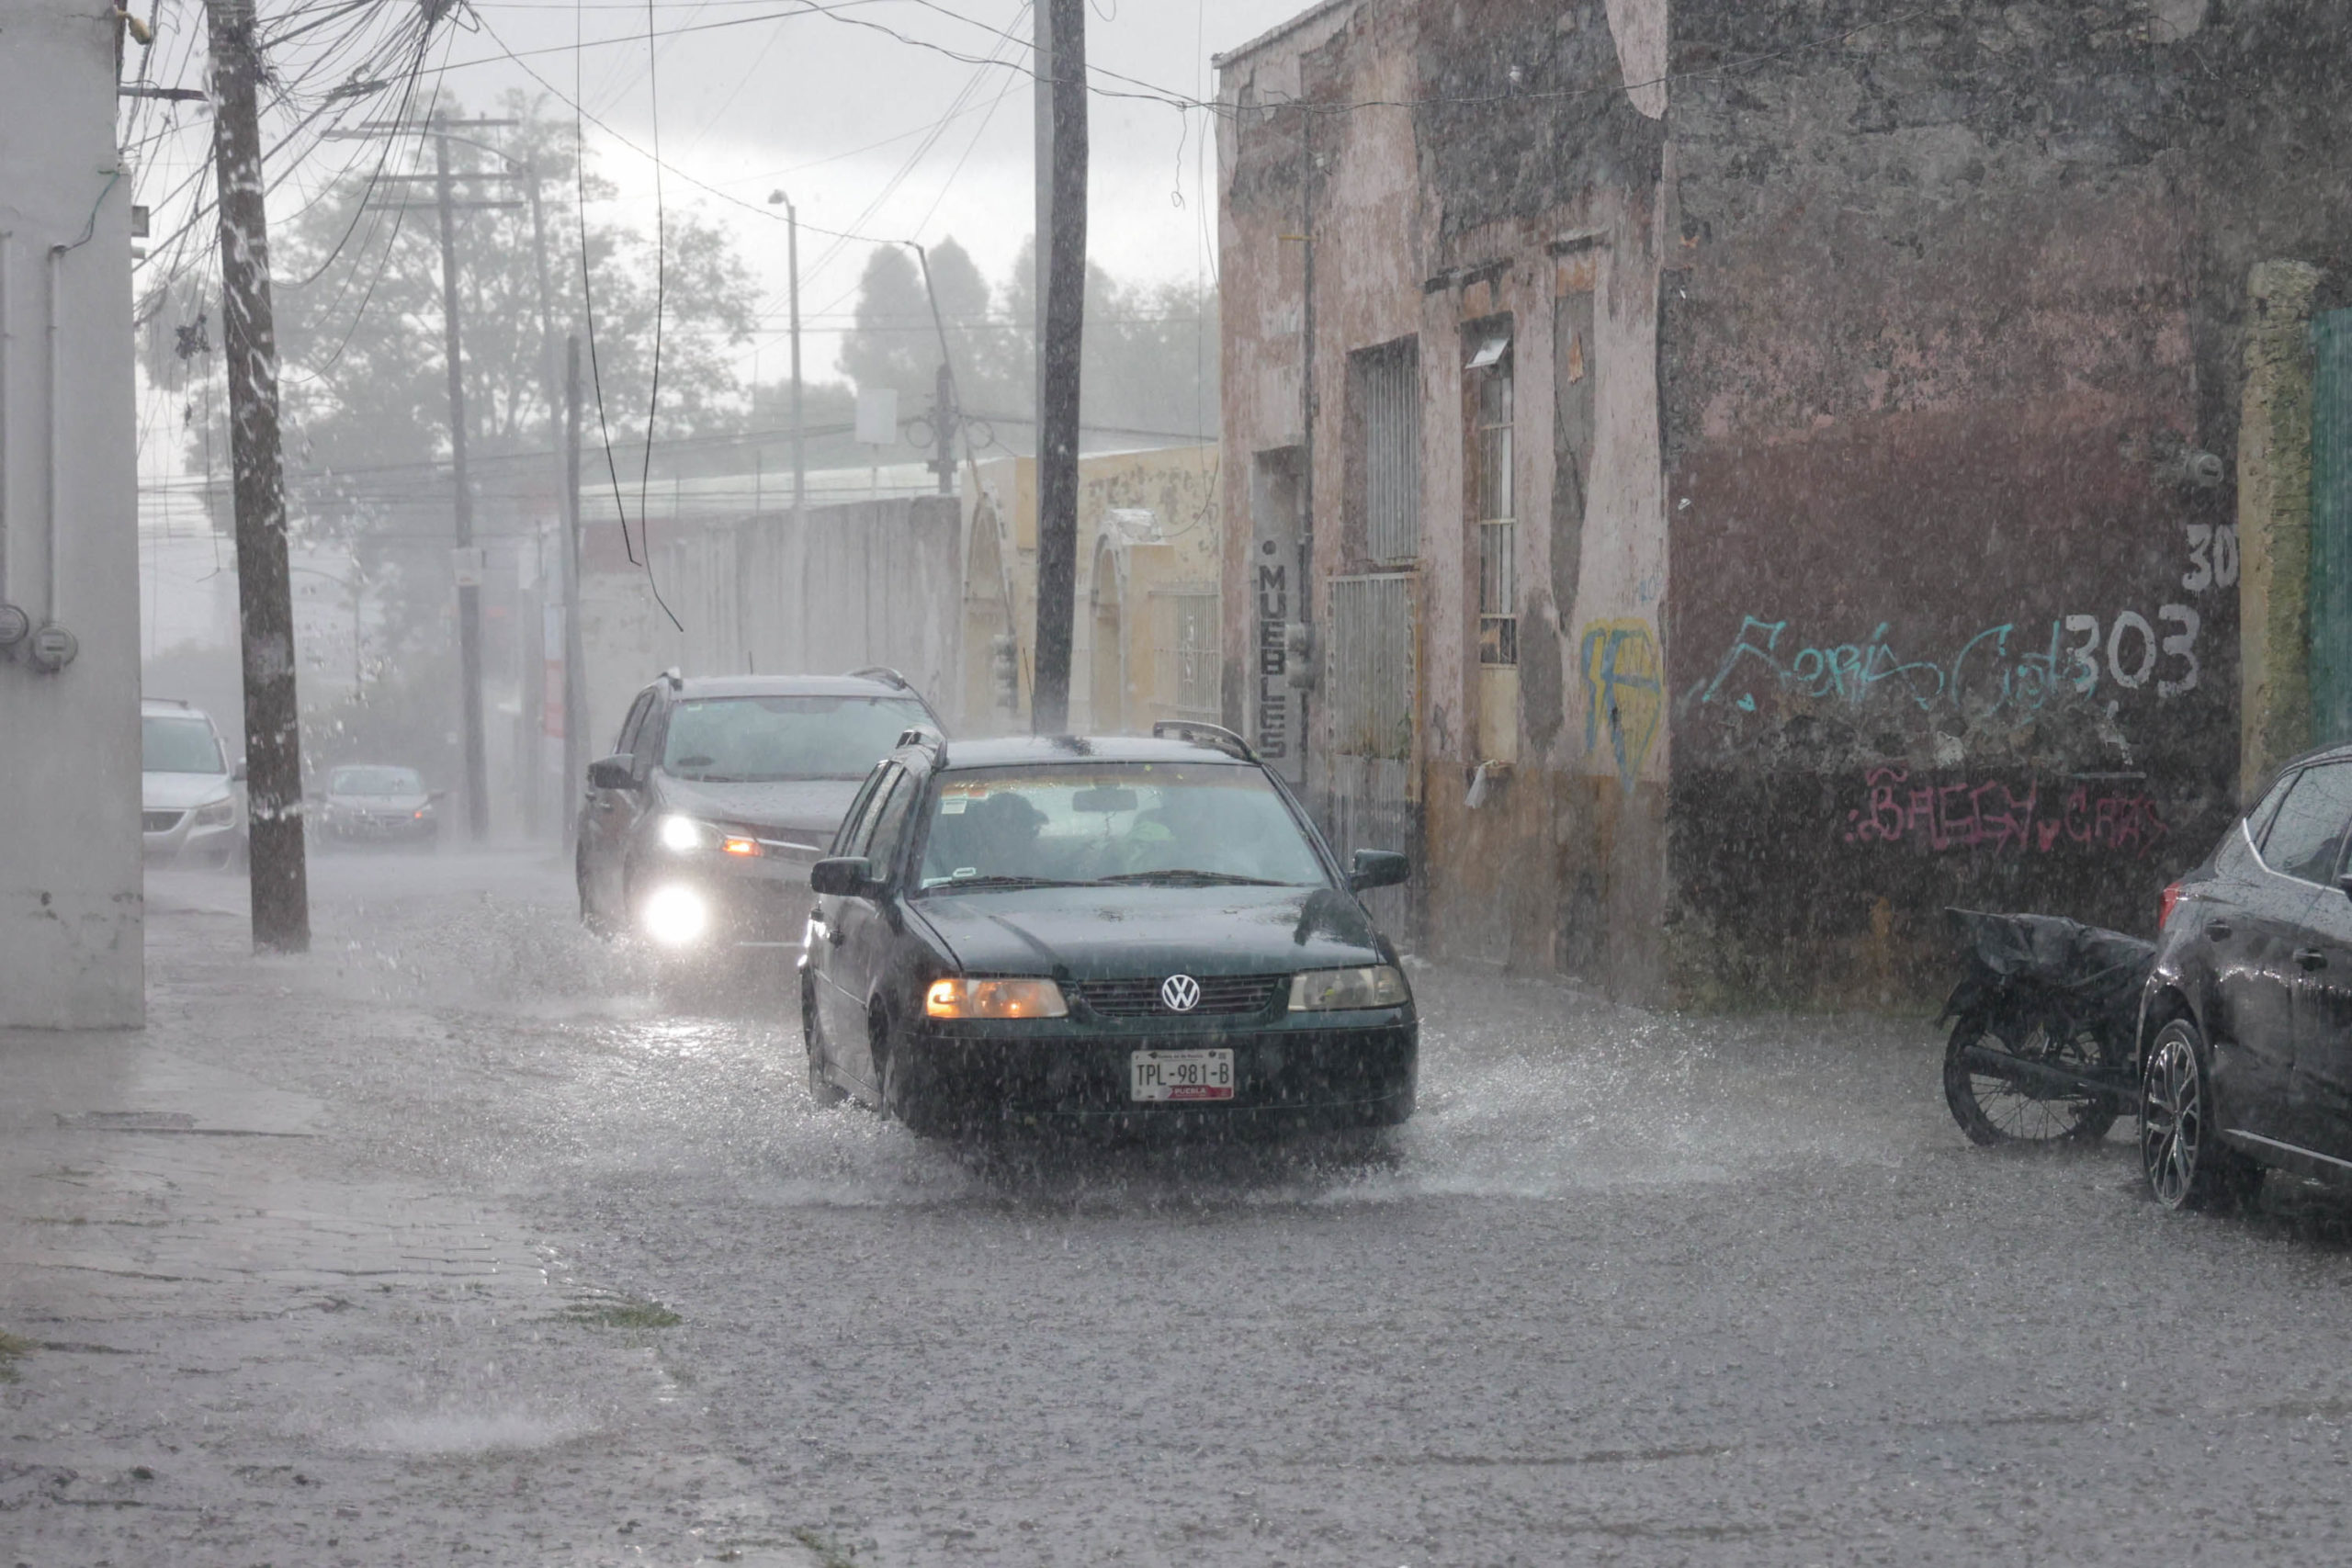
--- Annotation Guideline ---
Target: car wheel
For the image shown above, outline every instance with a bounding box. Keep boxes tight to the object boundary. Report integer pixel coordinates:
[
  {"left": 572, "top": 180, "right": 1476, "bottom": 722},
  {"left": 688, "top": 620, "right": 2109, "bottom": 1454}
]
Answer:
[
  {"left": 802, "top": 979, "right": 846, "bottom": 1108},
  {"left": 2140, "top": 1018, "right": 2261, "bottom": 1212},
  {"left": 1941, "top": 1011, "right": 2120, "bottom": 1146},
  {"left": 872, "top": 1002, "right": 946, "bottom": 1138},
  {"left": 576, "top": 848, "right": 613, "bottom": 938}
]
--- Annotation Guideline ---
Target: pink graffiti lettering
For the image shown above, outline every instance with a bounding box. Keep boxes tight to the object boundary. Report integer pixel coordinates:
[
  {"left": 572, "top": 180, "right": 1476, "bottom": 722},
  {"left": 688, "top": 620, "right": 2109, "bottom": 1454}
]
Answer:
[{"left": 1839, "top": 767, "right": 2167, "bottom": 858}]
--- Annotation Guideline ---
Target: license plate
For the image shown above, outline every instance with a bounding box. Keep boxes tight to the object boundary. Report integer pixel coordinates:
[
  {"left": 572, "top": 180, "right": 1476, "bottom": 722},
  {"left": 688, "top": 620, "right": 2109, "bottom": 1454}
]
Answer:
[{"left": 1129, "top": 1048, "right": 1236, "bottom": 1102}]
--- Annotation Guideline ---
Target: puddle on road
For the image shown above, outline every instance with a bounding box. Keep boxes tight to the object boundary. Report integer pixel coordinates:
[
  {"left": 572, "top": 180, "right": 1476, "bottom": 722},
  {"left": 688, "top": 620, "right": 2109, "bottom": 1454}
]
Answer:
[
  {"left": 347, "top": 1407, "right": 595, "bottom": 1455},
  {"left": 277, "top": 865, "right": 1942, "bottom": 1216}
]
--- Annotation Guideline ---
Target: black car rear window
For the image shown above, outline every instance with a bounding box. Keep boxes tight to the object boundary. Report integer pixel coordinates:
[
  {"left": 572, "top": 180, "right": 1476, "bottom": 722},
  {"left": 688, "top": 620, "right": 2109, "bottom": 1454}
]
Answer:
[{"left": 2258, "top": 761, "right": 2352, "bottom": 883}]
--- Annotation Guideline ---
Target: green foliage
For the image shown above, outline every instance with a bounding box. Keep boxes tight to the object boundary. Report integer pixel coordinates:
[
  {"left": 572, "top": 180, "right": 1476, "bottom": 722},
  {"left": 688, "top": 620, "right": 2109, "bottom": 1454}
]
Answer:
[{"left": 833, "top": 233, "right": 1217, "bottom": 459}]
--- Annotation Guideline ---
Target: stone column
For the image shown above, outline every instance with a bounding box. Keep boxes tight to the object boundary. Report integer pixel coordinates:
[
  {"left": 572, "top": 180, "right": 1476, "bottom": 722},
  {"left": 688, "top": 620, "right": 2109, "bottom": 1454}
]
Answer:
[{"left": 2238, "top": 260, "right": 2324, "bottom": 803}]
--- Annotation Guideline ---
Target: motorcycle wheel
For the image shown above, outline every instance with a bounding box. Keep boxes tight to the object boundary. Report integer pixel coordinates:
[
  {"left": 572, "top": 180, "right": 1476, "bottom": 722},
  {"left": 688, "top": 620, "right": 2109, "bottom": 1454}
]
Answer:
[{"left": 1942, "top": 1013, "right": 2120, "bottom": 1146}]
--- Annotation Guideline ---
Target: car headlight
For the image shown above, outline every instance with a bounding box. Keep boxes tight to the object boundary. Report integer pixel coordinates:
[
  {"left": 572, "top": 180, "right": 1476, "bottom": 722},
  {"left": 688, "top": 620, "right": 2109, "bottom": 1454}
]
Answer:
[
  {"left": 658, "top": 814, "right": 762, "bottom": 856},
  {"left": 191, "top": 796, "right": 238, "bottom": 829},
  {"left": 1287, "top": 964, "right": 1409, "bottom": 1011},
  {"left": 640, "top": 884, "right": 709, "bottom": 947},
  {"left": 925, "top": 976, "right": 1069, "bottom": 1020}
]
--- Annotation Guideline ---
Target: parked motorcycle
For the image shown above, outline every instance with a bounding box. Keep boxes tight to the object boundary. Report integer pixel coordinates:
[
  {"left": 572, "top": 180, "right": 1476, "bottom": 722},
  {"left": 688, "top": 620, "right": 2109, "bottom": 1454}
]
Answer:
[{"left": 1939, "top": 908, "right": 2154, "bottom": 1145}]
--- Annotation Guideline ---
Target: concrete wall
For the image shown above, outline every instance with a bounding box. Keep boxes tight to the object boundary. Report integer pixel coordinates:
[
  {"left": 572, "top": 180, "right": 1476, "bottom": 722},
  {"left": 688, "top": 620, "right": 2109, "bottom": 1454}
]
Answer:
[
  {"left": 958, "top": 446, "right": 1224, "bottom": 738},
  {"left": 0, "top": 0, "right": 143, "bottom": 1028},
  {"left": 577, "top": 497, "right": 962, "bottom": 754},
  {"left": 1659, "top": 0, "right": 2352, "bottom": 1004}
]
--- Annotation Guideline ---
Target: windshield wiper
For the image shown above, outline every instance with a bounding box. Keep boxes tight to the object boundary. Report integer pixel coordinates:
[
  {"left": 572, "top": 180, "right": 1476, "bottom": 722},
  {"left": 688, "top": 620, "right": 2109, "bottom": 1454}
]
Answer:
[
  {"left": 923, "top": 874, "right": 1101, "bottom": 893},
  {"left": 1093, "top": 870, "right": 1293, "bottom": 886}
]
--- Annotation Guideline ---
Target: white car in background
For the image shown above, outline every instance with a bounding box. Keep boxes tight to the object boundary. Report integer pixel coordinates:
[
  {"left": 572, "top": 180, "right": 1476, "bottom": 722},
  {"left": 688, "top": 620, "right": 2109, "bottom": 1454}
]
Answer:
[{"left": 141, "top": 698, "right": 245, "bottom": 867}]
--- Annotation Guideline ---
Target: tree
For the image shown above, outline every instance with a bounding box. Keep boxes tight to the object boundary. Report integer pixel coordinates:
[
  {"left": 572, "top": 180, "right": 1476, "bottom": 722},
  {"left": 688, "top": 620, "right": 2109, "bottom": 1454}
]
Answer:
[{"left": 836, "top": 234, "right": 1216, "bottom": 458}]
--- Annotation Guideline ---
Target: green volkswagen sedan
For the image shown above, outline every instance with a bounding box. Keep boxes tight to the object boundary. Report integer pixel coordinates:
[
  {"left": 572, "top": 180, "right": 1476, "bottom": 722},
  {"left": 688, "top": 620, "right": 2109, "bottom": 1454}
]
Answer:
[{"left": 799, "top": 723, "right": 1416, "bottom": 1138}]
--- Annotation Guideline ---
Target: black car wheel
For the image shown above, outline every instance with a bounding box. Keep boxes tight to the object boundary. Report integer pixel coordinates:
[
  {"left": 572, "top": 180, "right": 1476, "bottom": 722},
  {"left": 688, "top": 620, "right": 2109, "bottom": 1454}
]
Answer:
[
  {"left": 873, "top": 1001, "right": 949, "bottom": 1138},
  {"left": 576, "top": 847, "right": 614, "bottom": 939},
  {"left": 2140, "top": 1018, "right": 2260, "bottom": 1212},
  {"left": 1942, "top": 1012, "right": 2120, "bottom": 1145},
  {"left": 801, "top": 979, "right": 846, "bottom": 1108}
]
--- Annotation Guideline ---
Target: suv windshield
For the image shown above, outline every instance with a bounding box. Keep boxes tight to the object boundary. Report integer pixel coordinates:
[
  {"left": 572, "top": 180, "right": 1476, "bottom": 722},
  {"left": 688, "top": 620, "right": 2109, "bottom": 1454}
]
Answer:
[
  {"left": 332, "top": 766, "right": 423, "bottom": 795},
  {"left": 662, "top": 695, "right": 932, "bottom": 782},
  {"left": 916, "top": 763, "right": 1329, "bottom": 891},
  {"left": 142, "top": 716, "right": 222, "bottom": 774}
]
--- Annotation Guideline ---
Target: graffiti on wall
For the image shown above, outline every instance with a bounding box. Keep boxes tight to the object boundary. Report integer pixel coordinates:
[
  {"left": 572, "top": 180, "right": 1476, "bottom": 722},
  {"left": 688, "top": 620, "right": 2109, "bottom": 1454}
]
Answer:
[
  {"left": 1688, "top": 604, "right": 2204, "bottom": 724},
  {"left": 1579, "top": 618, "right": 1661, "bottom": 788},
  {"left": 1841, "top": 766, "right": 2170, "bottom": 858}
]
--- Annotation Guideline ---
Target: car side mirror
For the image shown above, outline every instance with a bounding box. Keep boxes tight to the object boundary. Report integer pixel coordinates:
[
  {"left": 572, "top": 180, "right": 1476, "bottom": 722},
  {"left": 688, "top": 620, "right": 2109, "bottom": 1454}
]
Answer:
[
  {"left": 1348, "top": 849, "right": 1410, "bottom": 892},
  {"left": 232, "top": 759, "right": 248, "bottom": 783},
  {"left": 2337, "top": 870, "right": 2352, "bottom": 903},
  {"left": 429, "top": 788, "right": 448, "bottom": 802},
  {"left": 586, "top": 754, "right": 639, "bottom": 791},
  {"left": 809, "top": 856, "right": 878, "bottom": 898}
]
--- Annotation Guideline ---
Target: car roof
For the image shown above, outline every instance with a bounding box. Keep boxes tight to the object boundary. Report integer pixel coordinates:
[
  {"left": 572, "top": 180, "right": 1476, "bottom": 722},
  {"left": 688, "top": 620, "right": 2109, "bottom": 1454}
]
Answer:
[
  {"left": 923, "top": 735, "right": 1256, "bottom": 771},
  {"left": 655, "top": 673, "right": 930, "bottom": 702},
  {"left": 141, "top": 698, "right": 214, "bottom": 721}
]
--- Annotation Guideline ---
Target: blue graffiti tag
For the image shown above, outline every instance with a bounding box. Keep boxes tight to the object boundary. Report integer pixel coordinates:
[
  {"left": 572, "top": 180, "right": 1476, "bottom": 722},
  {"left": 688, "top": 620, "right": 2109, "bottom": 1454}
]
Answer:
[{"left": 1688, "top": 615, "right": 2085, "bottom": 722}]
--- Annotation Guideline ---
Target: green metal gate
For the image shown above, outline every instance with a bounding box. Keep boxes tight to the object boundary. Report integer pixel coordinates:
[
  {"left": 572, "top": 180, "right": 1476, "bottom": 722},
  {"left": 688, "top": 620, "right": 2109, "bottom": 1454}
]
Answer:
[{"left": 2311, "top": 309, "right": 2352, "bottom": 744}]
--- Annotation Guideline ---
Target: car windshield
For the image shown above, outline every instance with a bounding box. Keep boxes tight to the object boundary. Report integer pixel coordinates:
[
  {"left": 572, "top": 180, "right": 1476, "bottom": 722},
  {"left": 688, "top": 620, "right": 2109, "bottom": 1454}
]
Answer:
[
  {"left": 915, "top": 763, "right": 1329, "bottom": 892},
  {"left": 141, "top": 716, "right": 222, "bottom": 774},
  {"left": 662, "top": 694, "right": 933, "bottom": 782},
  {"left": 332, "top": 766, "right": 423, "bottom": 795}
]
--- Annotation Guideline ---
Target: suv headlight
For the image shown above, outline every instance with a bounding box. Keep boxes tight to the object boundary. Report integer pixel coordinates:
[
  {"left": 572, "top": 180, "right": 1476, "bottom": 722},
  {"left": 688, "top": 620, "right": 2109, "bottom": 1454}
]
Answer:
[
  {"left": 925, "top": 977, "right": 1069, "bottom": 1020},
  {"left": 1287, "top": 964, "right": 1408, "bottom": 1012},
  {"left": 191, "top": 796, "right": 238, "bottom": 829},
  {"left": 658, "top": 814, "right": 763, "bottom": 856}
]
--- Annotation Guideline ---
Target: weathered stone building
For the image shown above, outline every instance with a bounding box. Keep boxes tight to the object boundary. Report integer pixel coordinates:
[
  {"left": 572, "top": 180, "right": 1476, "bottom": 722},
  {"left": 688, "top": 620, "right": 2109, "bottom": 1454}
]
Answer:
[{"left": 1216, "top": 0, "right": 2352, "bottom": 1004}]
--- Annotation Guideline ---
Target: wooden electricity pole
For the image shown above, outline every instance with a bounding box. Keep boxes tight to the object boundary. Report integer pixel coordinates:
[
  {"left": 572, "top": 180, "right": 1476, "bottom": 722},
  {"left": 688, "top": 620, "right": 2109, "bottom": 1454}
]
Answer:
[
  {"left": 206, "top": 0, "right": 308, "bottom": 952},
  {"left": 434, "top": 124, "right": 490, "bottom": 840},
  {"left": 1031, "top": 0, "right": 1087, "bottom": 733}
]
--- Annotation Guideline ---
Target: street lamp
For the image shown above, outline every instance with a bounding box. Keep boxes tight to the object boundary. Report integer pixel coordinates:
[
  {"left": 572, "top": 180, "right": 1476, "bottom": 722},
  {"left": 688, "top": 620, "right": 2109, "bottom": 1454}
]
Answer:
[{"left": 764, "top": 189, "right": 806, "bottom": 533}]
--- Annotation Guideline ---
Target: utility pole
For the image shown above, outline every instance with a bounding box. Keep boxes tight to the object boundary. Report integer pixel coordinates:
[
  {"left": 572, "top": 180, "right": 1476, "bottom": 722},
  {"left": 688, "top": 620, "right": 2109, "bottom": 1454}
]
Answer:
[
  {"left": 766, "top": 188, "right": 808, "bottom": 665},
  {"left": 525, "top": 156, "right": 562, "bottom": 839},
  {"left": 1031, "top": 0, "right": 1088, "bottom": 733},
  {"left": 928, "top": 363, "right": 956, "bottom": 495},
  {"left": 434, "top": 124, "right": 490, "bottom": 840},
  {"left": 561, "top": 334, "right": 588, "bottom": 850},
  {"left": 340, "top": 117, "right": 520, "bottom": 839},
  {"left": 206, "top": 0, "right": 309, "bottom": 953}
]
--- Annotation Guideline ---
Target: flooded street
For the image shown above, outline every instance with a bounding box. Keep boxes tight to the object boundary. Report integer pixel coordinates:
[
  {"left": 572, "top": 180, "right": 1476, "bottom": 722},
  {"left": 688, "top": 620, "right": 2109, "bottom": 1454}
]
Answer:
[{"left": 10, "top": 853, "right": 2352, "bottom": 1565}]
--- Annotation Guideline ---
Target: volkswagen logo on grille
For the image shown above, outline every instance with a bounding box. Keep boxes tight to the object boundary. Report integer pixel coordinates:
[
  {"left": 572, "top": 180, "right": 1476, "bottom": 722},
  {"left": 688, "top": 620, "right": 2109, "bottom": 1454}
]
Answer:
[{"left": 1159, "top": 974, "right": 1202, "bottom": 1013}]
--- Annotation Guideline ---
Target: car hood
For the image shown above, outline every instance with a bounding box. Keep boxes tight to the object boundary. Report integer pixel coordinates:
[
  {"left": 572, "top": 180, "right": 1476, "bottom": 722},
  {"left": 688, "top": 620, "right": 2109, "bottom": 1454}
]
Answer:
[
  {"left": 143, "top": 772, "right": 234, "bottom": 811},
  {"left": 910, "top": 884, "right": 1386, "bottom": 981},
  {"left": 662, "top": 777, "right": 862, "bottom": 843},
  {"left": 330, "top": 792, "right": 430, "bottom": 813}
]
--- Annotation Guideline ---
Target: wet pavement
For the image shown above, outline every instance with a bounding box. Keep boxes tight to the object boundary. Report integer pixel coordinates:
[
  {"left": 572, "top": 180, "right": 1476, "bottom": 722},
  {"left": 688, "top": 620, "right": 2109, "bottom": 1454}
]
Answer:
[{"left": 9, "top": 850, "right": 2352, "bottom": 1564}]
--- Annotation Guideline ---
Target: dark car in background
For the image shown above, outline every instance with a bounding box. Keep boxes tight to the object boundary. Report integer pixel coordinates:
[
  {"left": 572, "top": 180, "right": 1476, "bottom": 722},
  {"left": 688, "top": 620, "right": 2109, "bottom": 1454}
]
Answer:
[
  {"left": 315, "top": 764, "right": 443, "bottom": 847},
  {"left": 576, "top": 668, "right": 942, "bottom": 955},
  {"left": 798, "top": 723, "right": 1417, "bottom": 1139},
  {"left": 2141, "top": 743, "right": 2352, "bottom": 1210}
]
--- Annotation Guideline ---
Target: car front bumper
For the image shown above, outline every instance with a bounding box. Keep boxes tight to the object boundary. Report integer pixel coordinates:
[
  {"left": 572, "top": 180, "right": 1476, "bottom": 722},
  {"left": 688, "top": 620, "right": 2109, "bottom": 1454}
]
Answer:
[
  {"left": 326, "top": 810, "right": 438, "bottom": 841},
  {"left": 893, "top": 1010, "right": 1418, "bottom": 1136},
  {"left": 142, "top": 811, "right": 242, "bottom": 864}
]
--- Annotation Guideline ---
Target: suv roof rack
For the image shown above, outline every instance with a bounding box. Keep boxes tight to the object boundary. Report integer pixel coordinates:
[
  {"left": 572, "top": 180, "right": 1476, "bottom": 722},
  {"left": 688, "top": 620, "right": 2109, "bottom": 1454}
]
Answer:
[
  {"left": 1150, "top": 719, "right": 1256, "bottom": 761},
  {"left": 848, "top": 665, "right": 912, "bottom": 691}
]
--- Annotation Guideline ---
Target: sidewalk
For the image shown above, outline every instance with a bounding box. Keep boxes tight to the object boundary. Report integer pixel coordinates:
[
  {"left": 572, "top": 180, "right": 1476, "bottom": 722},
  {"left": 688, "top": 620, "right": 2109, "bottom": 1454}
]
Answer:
[{"left": 0, "top": 861, "right": 822, "bottom": 1567}]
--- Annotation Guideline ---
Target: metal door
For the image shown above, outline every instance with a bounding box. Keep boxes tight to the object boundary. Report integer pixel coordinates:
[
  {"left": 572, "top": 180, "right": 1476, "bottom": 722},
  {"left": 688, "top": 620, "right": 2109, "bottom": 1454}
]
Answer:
[
  {"left": 2312, "top": 309, "right": 2352, "bottom": 745},
  {"left": 1325, "top": 573, "right": 1419, "bottom": 941}
]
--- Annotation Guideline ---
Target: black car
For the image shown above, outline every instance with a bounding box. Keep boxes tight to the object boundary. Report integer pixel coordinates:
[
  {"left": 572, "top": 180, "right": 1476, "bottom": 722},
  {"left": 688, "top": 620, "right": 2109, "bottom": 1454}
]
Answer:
[
  {"left": 2141, "top": 743, "right": 2352, "bottom": 1209},
  {"left": 797, "top": 722, "right": 1417, "bottom": 1137},
  {"left": 315, "top": 764, "right": 444, "bottom": 846},
  {"left": 576, "top": 669, "right": 943, "bottom": 953}
]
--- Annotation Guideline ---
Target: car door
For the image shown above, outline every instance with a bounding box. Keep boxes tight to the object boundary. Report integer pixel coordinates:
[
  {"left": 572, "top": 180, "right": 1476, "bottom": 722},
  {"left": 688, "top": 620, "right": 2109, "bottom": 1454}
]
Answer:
[
  {"left": 2283, "top": 767, "right": 2352, "bottom": 1163},
  {"left": 828, "top": 769, "right": 923, "bottom": 1091},
  {"left": 813, "top": 765, "right": 901, "bottom": 1087},
  {"left": 2220, "top": 761, "right": 2352, "bottom": 1149},
  {"left": 583, "top": 690, "right": 655, "bottom": 914}
]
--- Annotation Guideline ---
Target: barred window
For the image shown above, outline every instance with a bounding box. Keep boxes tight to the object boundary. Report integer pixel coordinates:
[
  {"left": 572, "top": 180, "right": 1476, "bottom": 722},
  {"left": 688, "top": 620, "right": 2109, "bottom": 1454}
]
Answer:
[{"left": 1472, "top": 340, "right": 1516, "bottom": 666}]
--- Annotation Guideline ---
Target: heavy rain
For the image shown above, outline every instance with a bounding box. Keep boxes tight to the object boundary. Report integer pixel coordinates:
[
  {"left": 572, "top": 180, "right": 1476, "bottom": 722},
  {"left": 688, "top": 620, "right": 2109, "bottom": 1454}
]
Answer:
[{"left": 8, "top": 1, "right": 2352, "bottom": 1564}]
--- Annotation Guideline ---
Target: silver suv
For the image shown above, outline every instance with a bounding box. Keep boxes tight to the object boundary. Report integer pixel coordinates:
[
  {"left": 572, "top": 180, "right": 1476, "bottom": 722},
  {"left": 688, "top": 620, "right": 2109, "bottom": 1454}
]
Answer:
[{"left": 141, "top": 698, "right": 245, "bottom": 867}]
